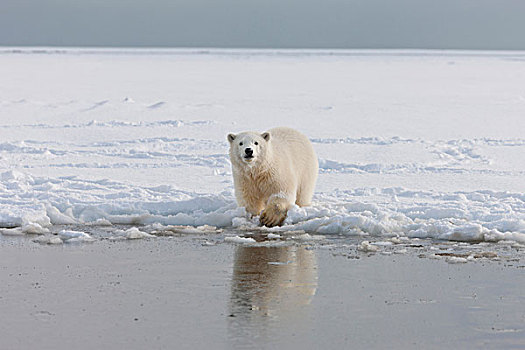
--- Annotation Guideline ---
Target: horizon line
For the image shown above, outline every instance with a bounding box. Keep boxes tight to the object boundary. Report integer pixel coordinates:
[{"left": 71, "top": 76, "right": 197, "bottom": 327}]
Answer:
[{"left": 1, "top": 46, "right": 525, "bottom": 58}]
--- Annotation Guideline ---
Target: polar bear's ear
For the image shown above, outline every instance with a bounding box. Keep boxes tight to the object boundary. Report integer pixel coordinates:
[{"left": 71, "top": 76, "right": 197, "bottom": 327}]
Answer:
[
  {"left": 262, "top": 132, "right": 270, "bottom": 142},
  {"left": 227, "top": 134, "right": 236, "bottom": 143}
]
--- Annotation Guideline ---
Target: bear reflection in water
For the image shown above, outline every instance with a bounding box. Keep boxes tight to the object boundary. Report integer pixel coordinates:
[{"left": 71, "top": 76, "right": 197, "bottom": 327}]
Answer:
[{"left": 229, "top": 244, "right": 318, "bottom": 323}]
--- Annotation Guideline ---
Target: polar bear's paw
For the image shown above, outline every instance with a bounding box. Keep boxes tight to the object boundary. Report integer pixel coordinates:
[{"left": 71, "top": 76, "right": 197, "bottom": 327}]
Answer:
[{"left": 260, "top": 203, "right": 287, "bottom": 227}]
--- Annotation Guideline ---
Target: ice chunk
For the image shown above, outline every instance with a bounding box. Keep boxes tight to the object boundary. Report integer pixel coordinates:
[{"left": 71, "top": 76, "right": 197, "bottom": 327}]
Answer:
[
  {"left": 358, "top": 241, "right": 380, "bottom": 252},
  {"left": 33, "top": 236, "right": 63, "bottom": 245},
  {"left": 22, "top": 223, "right": 50, "bottom": 234},
  {"left": 115, "top": 227, "right": 155, "bottom": 239},
  {"left": 88, "top": 218, "right": 113, "bottom": 226},
  {"left": 446, "top": 257, "right": 468, "bottom": 264},
  {"left": 46, "top": 205, "right": 77, "bottom": 225},
  {"left": 224, "top": 236, "right": 256, "bottom": 244},
  {"left": 1, "top": 228, "right": 24, "bottom": 236},
  {"left": 58, "top": 230, "right": 95, "bottom": 243}
]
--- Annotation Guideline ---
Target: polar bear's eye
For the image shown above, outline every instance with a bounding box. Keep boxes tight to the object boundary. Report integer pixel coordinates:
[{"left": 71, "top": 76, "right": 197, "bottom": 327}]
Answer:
[
  {"left": 254, "top": 142, "right": 258, "bottom": 145},
  {"left": 239, "top": 142, "right": 243, "bottom": 146}
]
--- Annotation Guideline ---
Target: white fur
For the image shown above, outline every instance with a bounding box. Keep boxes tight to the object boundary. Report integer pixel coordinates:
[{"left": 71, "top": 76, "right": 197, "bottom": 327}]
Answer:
[{"left": 227, "top": 127, "right": 318, "bottom": 227}]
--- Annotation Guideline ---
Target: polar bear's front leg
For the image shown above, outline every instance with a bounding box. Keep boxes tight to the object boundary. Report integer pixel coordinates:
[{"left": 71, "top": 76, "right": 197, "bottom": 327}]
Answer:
[{"left": 260, "top": 193, "right": 294, "bottom": 227}]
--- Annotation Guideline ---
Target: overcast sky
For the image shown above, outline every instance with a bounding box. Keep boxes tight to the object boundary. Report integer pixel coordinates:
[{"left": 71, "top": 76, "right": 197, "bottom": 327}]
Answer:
[{"left": 1, "top": 0, "right": 525, "bottom": 49}]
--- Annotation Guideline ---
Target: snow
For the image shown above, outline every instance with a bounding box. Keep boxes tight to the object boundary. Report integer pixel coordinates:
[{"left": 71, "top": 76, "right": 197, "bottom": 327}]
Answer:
[{"left": 0, "top": 48, "right": 524, "bottom": 244}]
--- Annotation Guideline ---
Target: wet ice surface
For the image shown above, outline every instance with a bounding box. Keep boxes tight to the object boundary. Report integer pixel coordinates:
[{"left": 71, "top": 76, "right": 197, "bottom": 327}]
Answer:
[{"left": 0, "top": 231, "right": 524, "bottom": 349}]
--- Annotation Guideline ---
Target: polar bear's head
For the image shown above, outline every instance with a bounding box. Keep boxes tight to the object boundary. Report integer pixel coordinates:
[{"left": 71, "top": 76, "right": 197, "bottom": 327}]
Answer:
[{"left": 227, "top": 131, "right": 271, "bottom": 167}]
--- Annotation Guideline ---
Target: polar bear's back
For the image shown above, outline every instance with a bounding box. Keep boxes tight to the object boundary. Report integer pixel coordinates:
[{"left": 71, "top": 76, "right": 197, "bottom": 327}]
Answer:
[
  {"left": 268, "top": 127, "right": 318, "bottom": 206},
  {"left": 269, "top": 127, "right": 315, "bottom": 160}
]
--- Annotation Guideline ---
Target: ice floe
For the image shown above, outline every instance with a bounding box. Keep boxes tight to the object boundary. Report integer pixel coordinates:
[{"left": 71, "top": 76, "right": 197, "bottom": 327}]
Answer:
[{"left": 0, "top": 49, "right": 524, "bottom": 248}]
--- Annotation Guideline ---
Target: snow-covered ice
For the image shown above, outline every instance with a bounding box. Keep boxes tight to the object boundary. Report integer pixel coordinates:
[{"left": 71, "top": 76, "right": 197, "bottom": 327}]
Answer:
[{"left": 0, "top": 48, "right": 524, "bottom": 244}]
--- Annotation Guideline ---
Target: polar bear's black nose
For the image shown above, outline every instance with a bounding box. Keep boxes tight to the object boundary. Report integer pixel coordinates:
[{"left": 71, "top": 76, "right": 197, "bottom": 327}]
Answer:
[{"left": 245, "top": 148, "right": 253, "bottom": 156}]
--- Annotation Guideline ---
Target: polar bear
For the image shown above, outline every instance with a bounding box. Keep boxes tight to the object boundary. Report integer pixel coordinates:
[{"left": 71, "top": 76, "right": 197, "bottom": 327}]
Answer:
[{"left": 227, "top": 127, "right": 318, "bottom": 227}]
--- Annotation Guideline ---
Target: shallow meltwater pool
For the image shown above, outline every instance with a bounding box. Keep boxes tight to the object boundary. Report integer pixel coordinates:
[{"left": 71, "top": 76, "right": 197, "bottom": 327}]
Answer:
[{"left": 0, "top": 228, "right": 523, "bottom": 349}]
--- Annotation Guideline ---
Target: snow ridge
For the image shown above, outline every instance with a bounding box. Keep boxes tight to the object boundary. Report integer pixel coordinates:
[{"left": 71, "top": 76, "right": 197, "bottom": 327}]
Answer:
[{"left": 0, "top": 171, "right": 523, "bottom": 244}]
